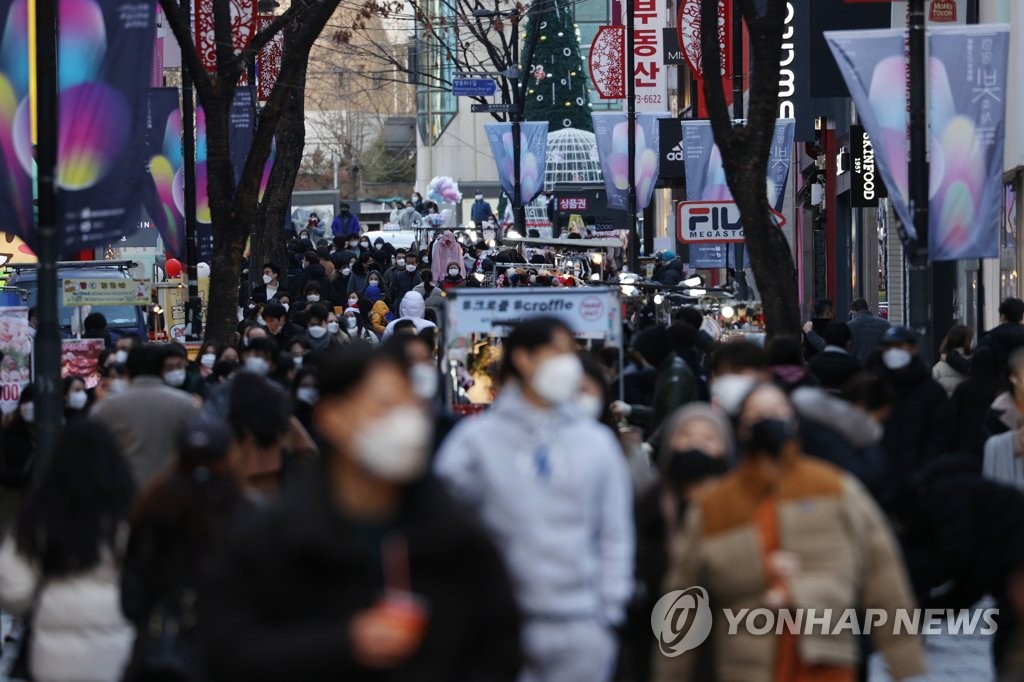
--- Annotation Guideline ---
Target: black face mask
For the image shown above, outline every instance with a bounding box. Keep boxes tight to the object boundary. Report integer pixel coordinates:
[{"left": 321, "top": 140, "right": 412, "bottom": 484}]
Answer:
[
  {"left": 740, "top": 418, "right": 796, "bottom": 458},
  {"left": 665, "top": 449, "right": 729, "bottom": 488}
]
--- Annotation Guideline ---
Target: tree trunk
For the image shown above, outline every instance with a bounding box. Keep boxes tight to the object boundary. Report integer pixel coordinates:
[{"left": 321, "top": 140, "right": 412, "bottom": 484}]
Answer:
[
  {"left": 700, "top": 0, "right": 801, "bottom": 338},
  {"left": 255, "top": 23, "right": 308, "bottom": 295}
]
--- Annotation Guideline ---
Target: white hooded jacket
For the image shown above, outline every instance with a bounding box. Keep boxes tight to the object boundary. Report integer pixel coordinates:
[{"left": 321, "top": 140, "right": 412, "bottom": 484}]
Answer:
[{"left": 381, "top": 290, "right": 438, "bottom": 340}]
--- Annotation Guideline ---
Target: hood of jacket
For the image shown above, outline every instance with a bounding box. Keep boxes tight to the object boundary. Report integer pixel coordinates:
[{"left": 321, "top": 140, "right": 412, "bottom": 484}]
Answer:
[
  {"left": 792, "top": 386, "right": 883, "bottom": 448},
  {"left": 400, "top": 290, "right": 426, "bottom": 318}
]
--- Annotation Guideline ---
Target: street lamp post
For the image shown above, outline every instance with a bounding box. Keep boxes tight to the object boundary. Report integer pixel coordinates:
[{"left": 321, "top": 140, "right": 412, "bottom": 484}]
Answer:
[
  {"left": 473, "top": 7, "right": 525, "bottom": 237},
  {"left": 180, "top": 0, "right": 202, "bottom": 341},
  {"left": 907, "top": 0, "right": 932, "bottom": 360}
]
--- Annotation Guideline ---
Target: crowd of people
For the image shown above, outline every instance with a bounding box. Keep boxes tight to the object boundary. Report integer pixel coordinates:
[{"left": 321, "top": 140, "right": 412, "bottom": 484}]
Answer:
[{"left": 2, "top": 285, "right": 1024, "bottom": 681}]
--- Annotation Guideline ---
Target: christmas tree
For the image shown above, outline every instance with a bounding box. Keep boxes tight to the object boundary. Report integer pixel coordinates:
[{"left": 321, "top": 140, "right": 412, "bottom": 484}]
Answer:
[{"left": 522, "top": 0, "right": 593, "bottom": 132}]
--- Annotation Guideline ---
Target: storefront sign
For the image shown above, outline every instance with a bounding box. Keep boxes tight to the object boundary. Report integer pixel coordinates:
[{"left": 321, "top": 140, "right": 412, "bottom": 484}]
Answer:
[
  {"left": 0, "top": 306, "right": 32, "bottom": 413},
  {"left": 631, "top": 0, "right": 667, "bottom": 112},
  {"left": 850, "top": 124, "right": 888, "bottom": 207},
  {"left": 677, "top": 201, "right": 786, "bottom": 244},
  {"left": 445, "top": 288, "right": 623, "bottom": 343},
  {"left": 61, "top": 339, "right": 104, "bottom": 389},
  {"left": 63, "top": 278, "right": 152, "bottom": 307}
]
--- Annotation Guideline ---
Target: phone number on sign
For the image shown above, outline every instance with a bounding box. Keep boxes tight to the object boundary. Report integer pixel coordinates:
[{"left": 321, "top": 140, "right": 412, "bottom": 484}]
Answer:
[{"left": 634, "top": 94, "right": 662, "bottom": 104}]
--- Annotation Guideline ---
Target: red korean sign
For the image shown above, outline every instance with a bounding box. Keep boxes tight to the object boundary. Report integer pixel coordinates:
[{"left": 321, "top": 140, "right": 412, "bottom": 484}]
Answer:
[
  {"left": 257, "top": 14, "right": 284, "bottom": 102},
  {"left": 194, "top": 0, "right": 257, "bottom": 81},
  {"left": 588, "top": 25, "right": 625, "bottom": 100}
]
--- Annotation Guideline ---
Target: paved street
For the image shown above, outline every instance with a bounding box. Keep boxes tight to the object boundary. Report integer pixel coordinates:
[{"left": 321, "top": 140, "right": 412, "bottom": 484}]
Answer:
[{"left": 0, "top": 608, "right": 999, "bottom": 681}]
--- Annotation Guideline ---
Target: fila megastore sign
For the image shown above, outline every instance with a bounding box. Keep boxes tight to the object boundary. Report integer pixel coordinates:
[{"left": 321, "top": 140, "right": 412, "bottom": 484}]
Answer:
[{"left": 677, "top": 201, "right": 786, "bottom": 244}]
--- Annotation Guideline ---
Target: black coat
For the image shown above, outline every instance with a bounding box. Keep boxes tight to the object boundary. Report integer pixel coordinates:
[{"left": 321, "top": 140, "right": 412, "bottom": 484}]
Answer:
[
  {"left": 977, "top": 322, "right": 1024, "bottom": 377},
  {"left": 892, "top": 455, "right": 1024, "bottom": 667},
  {"left": 807, "top": 350, "right": 862, "bottom": 391},
  {"left": 879, "top": 358, "right": 954, "bottom": 489},
  {"left": 199, "top": 465, "right": 522, "bottom": 682}
]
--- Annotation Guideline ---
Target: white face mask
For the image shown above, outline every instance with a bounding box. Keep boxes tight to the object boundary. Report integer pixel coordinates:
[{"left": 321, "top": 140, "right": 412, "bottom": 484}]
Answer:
[
  {"left": 577, "top": 393, "right": 604, "bottom": 420},
  {"left": 530, "top": 354, "right": 583, "bottom": 405},
  {"left": 327, "top": 321, "right": 341, "bottom": 335},
  {"left": 67, "top": 390, "right": 88, "bottom": 410},
  {"left": 883, "top": 348, "right": 913, "bottom": 370},
  {"left": 307, "top": 295, "right": 320, "bottom": 302},
  {"left": 345, "top": 317, "right": 358, "bottom": 329},
  {"left": 710, "top": 374, "right": 756, "bottom": 416},
  {"left": 368, "top": 279, "right": 380, "bottom": 287},
  {"left": 263, "top": 274, "right": 273, "bottom": 285},
  {"left": 114, "top": 349, "right": 129, "bottom": 365},
  {"left": 475, "top": 194, "right": 483, "bottom": 200},
  {"left": 352, "top": 406, "right": 432, "bottom": 483},
  {"left": 405, "top": 264, "right": 416, "bottom": 272},
  {"left": 341, "top": 268, "right": 351, "bottom": 276},
  {"left": 448, "top": 268, "right": 460, "bottom": 277},
  {"left": 200, "top": 353, "right": 217, "bottom": 369},
  {"left": 245, "top": 356, "right": 270, "bottom": 376},
  {"left": 296, "top": 386, "right": 319, "bottom": 406},
  {"left": 348, "top": 298, "right": 359, "bottom": 308},
  {"left": 283, "top": 303, "right": 290, "bottom": 312},
  {"left": 308, "top": 325, "right": 327, "bottom": 339},
  {"left": 19, "top": 401, "right": 34, "bottom": 423},
  {"left": 293, "top": 355, "right": 304, "bottom": 369},
  {"left": 163, "top": 368, "right": 187, "bottom": 388},
  {"left": 410, "top": 363, "right": 439, "bottom": 401},
  {"left": 109, "top": 379, "right": 128, "bottom": 395},
  {"left": 397, "top": 258, "right": 406, "bottom": 267},
  {"left": 360, "top": 241, "right": 370, "bottom": 248}
]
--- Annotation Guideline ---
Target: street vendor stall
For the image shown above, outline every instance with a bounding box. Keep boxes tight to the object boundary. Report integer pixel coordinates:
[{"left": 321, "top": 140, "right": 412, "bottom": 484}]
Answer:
[
  {"left": 498, "top": 236, "right": 625, "bottom": 283},
  {"left": 443, "top": 287, "right": 624, "bottom": 412}
]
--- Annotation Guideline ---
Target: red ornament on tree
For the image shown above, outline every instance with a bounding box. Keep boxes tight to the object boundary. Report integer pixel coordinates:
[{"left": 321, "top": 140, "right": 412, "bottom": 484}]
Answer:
[{"left": 532, "top": 64, "right": 546, "bottom": 81}]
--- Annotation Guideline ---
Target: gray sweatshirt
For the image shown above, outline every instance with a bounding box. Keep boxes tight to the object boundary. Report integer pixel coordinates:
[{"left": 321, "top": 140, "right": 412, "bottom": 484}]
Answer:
[
  {"left": 983, "top": 431, "right": 1024, "bottom": 492},
  {"left": 435, "top": 384, "right": 634, "bottom": 625}
]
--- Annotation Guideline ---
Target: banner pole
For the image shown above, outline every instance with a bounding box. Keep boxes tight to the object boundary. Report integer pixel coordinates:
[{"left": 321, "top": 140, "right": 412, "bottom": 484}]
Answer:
[
  {"left": 907, "top": 0, "right": 932, "bottom": 361},
  {"left": 32, "top": 0, "right": 61, "bottom": 478},
  {"left": 626, "top": 0, "right": 639, "bottom": 273},
  {"left": 181, "top": 0, "right": 202, "bottom": 341}
]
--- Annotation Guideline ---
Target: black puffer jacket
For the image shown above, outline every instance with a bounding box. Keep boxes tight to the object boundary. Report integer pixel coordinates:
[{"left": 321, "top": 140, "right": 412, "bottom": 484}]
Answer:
[
  {"left": 879, "top": 358, "right": 954, "bottom": 491},
  {"left": 200, "top": 465, "right": 522, "bottom": 682}
]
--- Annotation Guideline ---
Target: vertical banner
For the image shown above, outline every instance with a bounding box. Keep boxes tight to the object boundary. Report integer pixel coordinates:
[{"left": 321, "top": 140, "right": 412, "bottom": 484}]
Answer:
[
  {"left": 630, "top": 0, "right": 667, "bottom": 111},
  {"left": 194, "top": 0, "right": 256, "bottom": 82},
  {"left": 256, "top": 14, "right": 283, "bottom": 102},
  {"left": 826, "top": 25, "right": 1009, "bottom": 260},
  {"left": 483, "top": 122, "right": 549, "bottom": 206},
  {"left": 850, "top": 123, "right": 887, "bottom": 208},
  {"left": 229, "top": 85, "right": 255, "bottom": 184},
  {"left": 592, "top": 112, "right": 670, "bottom": 212},
  {"left": 0, "top": 0, "right": 155, "bottom": 250},
  {"left": 680, "top": 119, "right": 794, "bottom": 266},
  {"left": 143, "top": 87, "right": 185, "bottom": 258},
  {"left": 0, "top": 306, "right": 32, "bottom": 414}
]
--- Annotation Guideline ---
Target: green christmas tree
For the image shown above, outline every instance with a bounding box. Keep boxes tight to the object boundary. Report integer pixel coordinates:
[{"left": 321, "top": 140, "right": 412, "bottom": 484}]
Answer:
[{"left": 522, "top": 0, "right": 593, "bottom": 132}]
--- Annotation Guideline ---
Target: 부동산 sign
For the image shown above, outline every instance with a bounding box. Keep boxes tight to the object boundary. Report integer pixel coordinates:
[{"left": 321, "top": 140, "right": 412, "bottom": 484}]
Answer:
[
  {"left": 445, "top": 288, "right": 622, "bottom": 343},
  {"left": 63, "top": 279, "right": 152, "bottom": 307}
]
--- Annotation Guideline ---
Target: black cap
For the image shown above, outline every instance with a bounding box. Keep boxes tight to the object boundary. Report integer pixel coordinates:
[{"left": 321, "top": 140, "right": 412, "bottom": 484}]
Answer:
[
  {"left": 881, "top": 326, "right": 917, "bottom": 346},
  {"left": 178, "top": 414, "right": 231, "bottom": 464}
]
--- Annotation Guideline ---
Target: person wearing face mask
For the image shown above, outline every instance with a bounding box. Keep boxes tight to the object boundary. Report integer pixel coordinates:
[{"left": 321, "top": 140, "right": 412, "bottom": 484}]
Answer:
[
  {"left": 304, "top": 305, "right": 342, "bottom": 354},
  {"left": 63, "top": 375, "right": 91, "bottom": 420},
  {"left": 362, "top": 284, "right": 392, "bottom": 337},
  {"left": 330, "top": 202, "right": 361, "bottom": 237},
  {"left": 92, "top": 344, "right": 200, "bottom": 486},
  {"left": 161, "top": 343, "right": 205, "bottom": 400},
  {"left": 470, "top": 191, "right": 494, "bottom": 225},
  {"left": 290, "top": 366, "right": 320, "bottom": 434},
  {"left": 381, "top": 248, "right": 407, "bottom": 299},
  {"left": 196, "top": 342, "right": 222, "bottom": 379},
  {"left": 875, "top": 326, "right": 954, "bottom": 496},
  {"left": 706, "top": 340, "right": 771, "bottom": 417},
  {"left": 346, "top": 252, "right": 375, "bottom": 297},
  {"left": 252, "top": 262, "right": 286, "bottom": 304},
  {"left": 201, "top": 338, "right": 280, "bottom": 422},
  {"left": 342, "top": 305, "right": 378, "bottom": 346},
  {"left": 412, "top": 270, "right": 445, "bottom": 325},
  {"left": 93, "top": 363, "right": 129, "bottom": 405},
  {"left": 199, "top": 344, "right": 522, "bottom": 680},
  {"left": 410, "top": 191, "right": 425, "bottom": 214},
  {"left": 436, "top": 317, "right": 633, "bottom": 682},
  {"left": 654, "top": 382, "right": 925, "bottom": 682},
  {"left": 389, "top": 252, "right": 421, "bottom": 312},
  {"left": 439, "top": 260, "right": 465, "bottom": 293}
]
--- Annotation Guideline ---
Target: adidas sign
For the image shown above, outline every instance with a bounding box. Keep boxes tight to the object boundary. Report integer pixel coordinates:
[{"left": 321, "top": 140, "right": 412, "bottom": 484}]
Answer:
[{"left": 666, "top": 141, "right": 686, "bottom": 162}]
